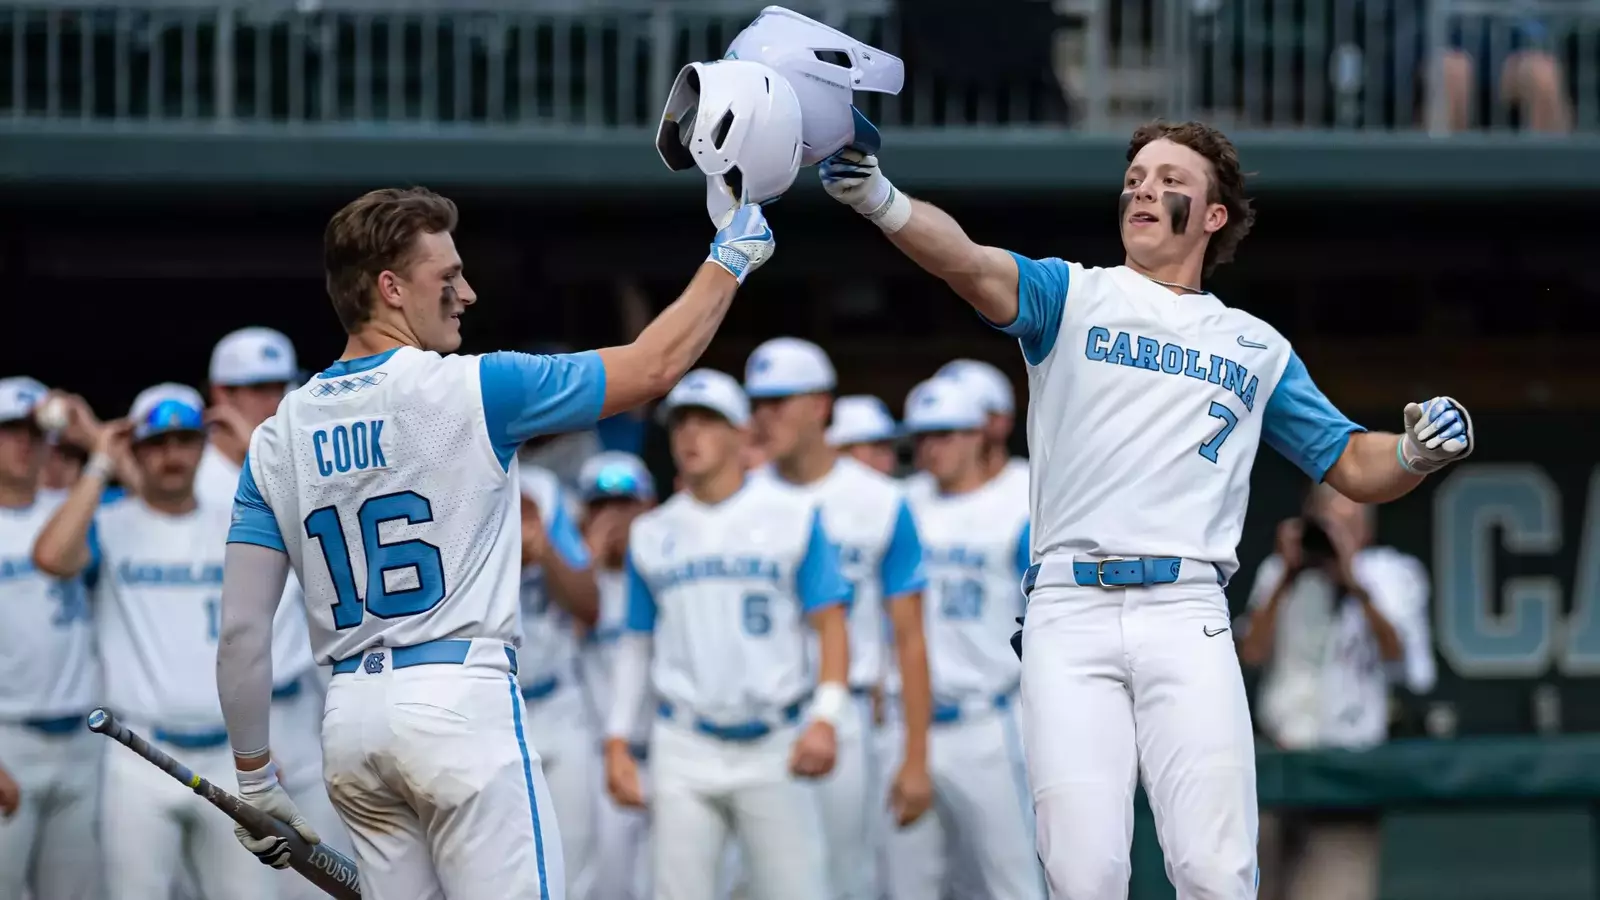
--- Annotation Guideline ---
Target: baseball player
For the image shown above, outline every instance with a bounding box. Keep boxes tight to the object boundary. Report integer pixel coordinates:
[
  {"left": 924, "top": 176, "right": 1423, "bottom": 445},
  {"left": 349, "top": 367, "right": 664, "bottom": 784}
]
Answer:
[
  {"left": 934, "top": 359, "right": 1027, "bottom": 487},
  {"left": 31, "top": 382, "right": 274, "bottom": 900},
  {"left": 819, "top": 121, "right": 1475, "bottom": 899},
  {"left": 603, "top": 369, "right": 851, "bottom": 900},
  {"left": 213, "top": 188, "right": 776, "bottom": 900},
  {"left": 0, "top": 378, "right": 101, "bottom": 900},
  {"left": 824, "top": 395, "right": 900, "bottom": 477},
  {"left": 575, "top": 451, "right": 658, "bottom": 900},
  {"left": 197, "top": 326, "right": 352, "bottom": 900},
  {"left": 742, "top": 338, "right": 932, "bottom": 900},
  {"left": 896, "top": 378, "right": 1044, "bottom": 900},
  {"left": 518, "top": 463, "right": 602, "bottom": 900}
]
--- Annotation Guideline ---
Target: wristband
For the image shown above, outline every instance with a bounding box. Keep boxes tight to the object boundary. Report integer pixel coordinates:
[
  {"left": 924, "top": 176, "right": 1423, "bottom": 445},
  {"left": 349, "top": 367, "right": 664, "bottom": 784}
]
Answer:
[
  {"left": 810, "top": 681, "right": 850, "bottom": 727},
  {"left": 864, "top": 186, "right": 912, "bottom": 234},
  {"left": 84, "top": 453, "right": 115, "bottom": 481},
  {"left": 236, "top": 759, "right": 280, "bottom": 790}
]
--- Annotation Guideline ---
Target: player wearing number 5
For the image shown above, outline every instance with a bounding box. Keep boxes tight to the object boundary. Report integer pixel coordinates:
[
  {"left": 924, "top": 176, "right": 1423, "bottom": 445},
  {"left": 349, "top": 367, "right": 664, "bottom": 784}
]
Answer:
[
  {"left": 604, "top": 370, "right": 852, "bottom": 900},
  {"left": 33, "top": 383, "right": 274, "bottom": 900},
  {"left": 213, "top": 188, "right": 775, "bottom": 900}
]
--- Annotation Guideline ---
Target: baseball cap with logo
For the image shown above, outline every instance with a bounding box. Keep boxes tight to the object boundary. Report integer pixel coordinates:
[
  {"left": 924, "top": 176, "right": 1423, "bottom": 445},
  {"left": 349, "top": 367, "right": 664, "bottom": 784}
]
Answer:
[
  {"left": 210, "top": 327, "right": 299, "bottom": 388},
  {"left": 825, "top": 395, "right": 898, "bottom": 447},
  {"left": 743, "top": 337, "right": 837, "bottom": 399},
  {"left": 936, "top": 359, "right": 1014, "bottom": 416},
  {"left": 129, "top": 383, "right": 206, "bottom": 442},
  {"left": 903, "top": 377, "right": 986, "bottom": 434},
  {"left": 579, "top": 451, "right": 657, "bottom": 502},
  {"left": 657, "top": 369, "right": 750, "bottom": 427},
  {"left": 0, "top": 377, "right": 48, "bottom": 426}
]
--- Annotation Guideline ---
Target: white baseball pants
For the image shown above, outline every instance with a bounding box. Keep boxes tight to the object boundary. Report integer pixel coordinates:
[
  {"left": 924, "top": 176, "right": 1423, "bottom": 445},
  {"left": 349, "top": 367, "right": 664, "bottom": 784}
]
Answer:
[
  {"left": 270, "top": 674, "right": 354, "bottom": 900},
  {"left": 808, "top": 692, "right": 878, "bottom": 900},
  {"left": 523, "top": 678, "right": 598, "bottom": 900},
  {"left": 0, "top": 719, "right": 102, "bottom": 900}
]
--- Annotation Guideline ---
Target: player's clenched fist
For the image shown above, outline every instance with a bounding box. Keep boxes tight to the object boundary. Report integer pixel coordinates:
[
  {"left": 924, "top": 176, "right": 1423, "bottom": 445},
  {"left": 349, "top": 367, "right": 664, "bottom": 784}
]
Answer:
[
  {"left": 603, "top": 738, "right": 646, "bottom": 810},
  {"left": 819, "top": 148, "right": 908, "bottom": 232},
  {"left": 787, "top": 720, "right": 837, "bottom": 779},
  {"left": 1398, "top": 396, "right": 1475, "bottom": 474},
  {"left": 705, "top": 203, "right": 776, "bottom": 285},
  {"left": 0, "top": 760, "right": 20, "bottom": 819},
  {"left": 234, "top": 761, "right": 320, "bottom": 868}
]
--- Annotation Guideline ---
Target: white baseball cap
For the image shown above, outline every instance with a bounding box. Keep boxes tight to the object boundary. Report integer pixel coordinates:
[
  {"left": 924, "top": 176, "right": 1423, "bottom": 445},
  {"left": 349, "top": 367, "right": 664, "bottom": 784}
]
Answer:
[
  {"left": 903, "top": 378, "right": 986, "bottom": 434},
  {"left": 0, "top": 377, "right": 48, "bottom": 425},
  {"left": 129, "top": 383, "right": 206, "bottom": 442},
  {"left": 826, "top": 395, "right": 898, "bottom": 447},
  {"left": 579, "top": 451, "right": 657, "bottom": 502},
  {"left": 657, "top": 369, "right": 750, "bottom": 427},
  {"left": 210, "top": 327, "right": 299, "bottom": 387},
  {"left": 936, "top": 359, "right": 1014, "bottom": 416},
  {"left": 743, "top": 337, "right": 837, "bottom": 399}
]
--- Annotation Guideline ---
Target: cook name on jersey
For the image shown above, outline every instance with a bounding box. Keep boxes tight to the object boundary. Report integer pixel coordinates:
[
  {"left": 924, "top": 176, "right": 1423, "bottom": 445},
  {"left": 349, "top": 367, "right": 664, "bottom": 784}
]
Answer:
[
  {"left": 308, "top": 418, "right": 391, "bottom": 478},
  {"left": 1084, "top": 326, "right": 1261, "bottom": 412}
]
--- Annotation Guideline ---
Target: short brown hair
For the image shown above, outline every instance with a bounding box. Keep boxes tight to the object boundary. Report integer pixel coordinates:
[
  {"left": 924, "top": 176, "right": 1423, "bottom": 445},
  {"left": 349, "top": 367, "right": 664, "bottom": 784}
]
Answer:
[
  {"left": 323, "top": 187, "right": 460, "bottom": 333},
  {"left": 1127, "top": 121, "right": 1254, "bottom": 274}
]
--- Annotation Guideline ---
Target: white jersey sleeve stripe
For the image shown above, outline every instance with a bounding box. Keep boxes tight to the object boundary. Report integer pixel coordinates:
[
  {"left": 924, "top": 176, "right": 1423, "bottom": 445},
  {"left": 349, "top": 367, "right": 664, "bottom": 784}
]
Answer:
[{"left": 1261, "top": 351, "right": 1366, "bottom": 482}]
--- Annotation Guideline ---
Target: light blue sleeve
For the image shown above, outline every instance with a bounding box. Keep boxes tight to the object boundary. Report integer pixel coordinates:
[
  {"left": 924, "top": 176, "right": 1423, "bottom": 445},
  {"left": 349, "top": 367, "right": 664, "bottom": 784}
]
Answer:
[
  {"left": 878, "top": 499, "right": 927, "bottom": 599},
  {"left": 1014, "top": 521, "right": 1032, "bottom": 580},
  {"left": 796, "top": 509, "right": 851, "bottom": 614},
  {"left": 545, "top": 494, "right": 591, "bottom": 570},
  {"left": 1262, "top": 351, "right": 1367, "bottom": 483},
  {"left": 83, "top": 517, "right": 103, "bottom": 591},
  {"left": 623, "top": 550, "right": 656, "bottom": 633},
  {"left": 225, "top": 456, "right": 287, "bottom": 553},
  {"left": 479, "top": 350, "right": 608, "bottom": 470},
  {"left": 978, "top": 253, "right": 1071, "bottom": 366}
]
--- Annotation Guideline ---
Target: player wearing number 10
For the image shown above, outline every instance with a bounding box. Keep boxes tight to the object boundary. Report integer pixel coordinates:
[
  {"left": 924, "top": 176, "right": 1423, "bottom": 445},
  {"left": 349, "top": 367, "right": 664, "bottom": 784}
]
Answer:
[
  {"left": 213, "top": 188, "right": 777, "bottom": 900},
  {"left": 820, "top": 122, "right": 1476, "bottom": 899}
]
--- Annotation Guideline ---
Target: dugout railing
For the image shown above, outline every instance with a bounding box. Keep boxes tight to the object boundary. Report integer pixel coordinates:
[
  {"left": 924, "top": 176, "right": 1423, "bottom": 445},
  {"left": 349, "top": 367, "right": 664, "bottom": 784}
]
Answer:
[{"left": 5, "top": 0, "right": 1600, "bottom": 134}]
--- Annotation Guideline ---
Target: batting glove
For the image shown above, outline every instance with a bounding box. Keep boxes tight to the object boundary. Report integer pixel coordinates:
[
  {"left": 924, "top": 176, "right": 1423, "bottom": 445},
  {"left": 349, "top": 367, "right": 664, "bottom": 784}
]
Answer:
[
  {"left": 706, "top": 203, "right": 775, "bottom": 285},
  {"left": 234, "top": 761, "right": 320, "bottom": 868},
  {"left": 1398, "top": 396, "right": 1475, "bottom": 474},
  {"left": 819, "top": 148, "right": 910, "bottom": 232}
]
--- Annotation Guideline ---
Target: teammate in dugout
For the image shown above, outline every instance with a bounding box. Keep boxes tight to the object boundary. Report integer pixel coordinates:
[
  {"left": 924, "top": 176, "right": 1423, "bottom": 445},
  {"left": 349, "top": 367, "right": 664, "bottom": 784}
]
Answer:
[
  {"left": 211, "top": 185, "right": 777, "bottom": 900},
  {"left": 824, "top": 395, "right": 901, "bottom": 477},
  {"left": 32, "top": 383, "right": 275, "bottom": 900},
  {"left": 603, "top": 369, "right": 852, "bottom": 900},
  {"left": 819, "top": 121, "right": 1475, "bottom": 899}
]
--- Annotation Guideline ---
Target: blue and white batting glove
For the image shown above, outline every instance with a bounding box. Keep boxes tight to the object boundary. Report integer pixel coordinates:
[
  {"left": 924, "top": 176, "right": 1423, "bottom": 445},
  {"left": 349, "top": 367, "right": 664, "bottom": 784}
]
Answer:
[
  {"left": 819, "top": 148, "right": 911, "bottom": 233},
  {"left": 1398, "top": 396, "right": 1475, "bottom": 474},
  {"left": 706, "top": 203, "right": 775, "bottom": 285},
  {"left": 234, "top": 761, "right": 320, "bottom": 868}
]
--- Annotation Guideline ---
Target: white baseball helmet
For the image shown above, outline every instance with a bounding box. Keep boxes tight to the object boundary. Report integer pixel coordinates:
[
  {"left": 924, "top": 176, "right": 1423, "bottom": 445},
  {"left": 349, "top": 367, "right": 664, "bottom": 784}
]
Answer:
[
  {"left": 725, "top": 6, "right": 905, "bottom": 166},
  {"left": 656, "top": 58, "right": 805, "bottom": 227}
]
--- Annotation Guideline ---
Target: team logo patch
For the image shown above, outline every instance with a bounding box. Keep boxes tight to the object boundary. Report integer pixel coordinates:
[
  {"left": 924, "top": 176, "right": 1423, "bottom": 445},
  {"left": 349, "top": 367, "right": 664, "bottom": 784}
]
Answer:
[{"left": 363, "top": 652, "right": 385, "bottom": 674}]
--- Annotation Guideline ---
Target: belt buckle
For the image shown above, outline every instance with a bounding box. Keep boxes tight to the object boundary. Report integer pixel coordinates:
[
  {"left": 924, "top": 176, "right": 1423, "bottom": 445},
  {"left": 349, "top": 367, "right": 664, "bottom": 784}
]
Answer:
[{"left": 1097, "top": 557, "right": 1129, "bottom": 589}]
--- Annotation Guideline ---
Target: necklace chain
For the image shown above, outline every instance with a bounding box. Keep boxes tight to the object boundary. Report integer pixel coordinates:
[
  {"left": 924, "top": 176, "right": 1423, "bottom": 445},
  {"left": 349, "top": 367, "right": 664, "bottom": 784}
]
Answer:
[{"left": 1144, "top": 275, "right": 1205, "bottom": 295}]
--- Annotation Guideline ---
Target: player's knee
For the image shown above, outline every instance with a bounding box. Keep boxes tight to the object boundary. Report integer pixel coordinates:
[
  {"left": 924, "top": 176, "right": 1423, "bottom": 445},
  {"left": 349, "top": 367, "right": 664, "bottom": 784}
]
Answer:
[
  {"left": 1034, "top": 787, "right": 1129, "bottom": 900},
  {"left": 1167, "top": 851, "right": 1257, "bottom": 899}
]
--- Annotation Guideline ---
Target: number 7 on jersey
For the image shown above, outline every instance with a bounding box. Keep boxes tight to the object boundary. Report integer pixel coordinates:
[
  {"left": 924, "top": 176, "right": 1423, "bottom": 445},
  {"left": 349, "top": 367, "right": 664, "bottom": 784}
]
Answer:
[{"left": 1198, "top": 401, "right": 1239, "bottom": 463}]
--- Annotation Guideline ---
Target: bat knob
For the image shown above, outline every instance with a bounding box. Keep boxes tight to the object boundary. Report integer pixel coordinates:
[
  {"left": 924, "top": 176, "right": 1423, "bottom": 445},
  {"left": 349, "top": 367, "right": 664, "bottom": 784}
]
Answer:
[{"left": 87, "top": 708, "right": 110, "bottom": 733}]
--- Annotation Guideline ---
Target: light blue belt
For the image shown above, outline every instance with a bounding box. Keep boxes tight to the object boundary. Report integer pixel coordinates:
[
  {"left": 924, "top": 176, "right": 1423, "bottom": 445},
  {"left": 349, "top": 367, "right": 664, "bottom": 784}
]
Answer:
[
  {"left": 932, "top": 693, "right": 1012, "bottom": 725},
  {"left": 521, "top": 676, "right": 560, "bottom": 702},
  {"left": 21, "top": 714, "right": 85, "bottom": 735},
  {"left": 271, "top": 679, "right": 302, "bottom": 702},
  {"left": 658, "top": 697, "right": 807, "bottom": 743},
  {"left": 154, "top": 727, "right": 231, "bottom": 749},
  {"left": 331, "top": 639, "right": 519, "bottom": 676}
]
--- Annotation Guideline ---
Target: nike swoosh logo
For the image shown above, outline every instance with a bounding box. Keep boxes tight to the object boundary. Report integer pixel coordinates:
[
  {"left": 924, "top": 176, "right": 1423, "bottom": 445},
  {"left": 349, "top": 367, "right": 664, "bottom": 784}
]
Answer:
[
  {"left": 1203, "top": 625, "right": 1230, "bottom": 638},
  {"left": 1236, "top": 336, "right": 1267, "bottom": 350}
]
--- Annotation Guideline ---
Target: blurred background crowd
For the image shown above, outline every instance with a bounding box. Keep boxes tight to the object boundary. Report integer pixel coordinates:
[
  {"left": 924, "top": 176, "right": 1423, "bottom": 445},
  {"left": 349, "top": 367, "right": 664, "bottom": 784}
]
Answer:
[{"left": 2, "top": 0, "right": 1600, "bottom": 898}]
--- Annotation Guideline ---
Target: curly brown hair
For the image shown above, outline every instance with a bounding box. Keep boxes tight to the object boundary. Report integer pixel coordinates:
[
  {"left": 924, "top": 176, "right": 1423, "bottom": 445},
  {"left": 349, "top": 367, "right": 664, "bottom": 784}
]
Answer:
[
  {"left": 323, "top": 187, "right": 460, "bottom": 333},
  {"left": 1127, "top": 121, "right": 1254, "bottom": 275}
]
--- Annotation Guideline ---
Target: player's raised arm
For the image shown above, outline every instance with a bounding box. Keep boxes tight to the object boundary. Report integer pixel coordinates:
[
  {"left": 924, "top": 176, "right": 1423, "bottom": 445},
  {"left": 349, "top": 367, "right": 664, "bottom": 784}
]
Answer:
[{"left": 31, "top": 420, "right": 124, "bottom": 578}]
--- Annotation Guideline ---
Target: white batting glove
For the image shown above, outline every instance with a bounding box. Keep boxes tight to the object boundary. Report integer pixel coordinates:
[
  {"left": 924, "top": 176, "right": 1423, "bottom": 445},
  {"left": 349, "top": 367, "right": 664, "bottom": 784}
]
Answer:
[
  {"left": 818, "top": 148, "right": 910, "bottom": 232},
  {"left": 706, "top": 203, "right": 775, "bottom": 285},
  {"left": 234, "top": 762, "right": 320, "bottom": 868},
  {"left": 1398, "top": 396, "right": 1475, "bottom": 474}
]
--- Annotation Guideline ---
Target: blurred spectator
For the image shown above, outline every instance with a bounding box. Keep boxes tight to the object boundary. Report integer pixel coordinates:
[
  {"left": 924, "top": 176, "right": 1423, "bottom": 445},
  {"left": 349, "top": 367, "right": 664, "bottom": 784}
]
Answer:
[
  {"left": 1436, "top": 12, "right": 1571, "bottom": 132},
  {"left": 1237, "top": 484, "right": 1435, "bottom": 900}
]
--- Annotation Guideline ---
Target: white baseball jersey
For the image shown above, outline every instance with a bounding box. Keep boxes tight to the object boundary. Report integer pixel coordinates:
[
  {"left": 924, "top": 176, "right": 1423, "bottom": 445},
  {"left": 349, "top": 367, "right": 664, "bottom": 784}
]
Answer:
[
  {"left": 516, "top": 465, "right": 592, "bottom": 694},
  {"left": 1246, "top": 547, "right": 1435, "bottom": 750},
  {"left": 583, "top": 566, "right": 654, "bottom": 744},
  {"left": 909, "top": 478, "right": 1031, "bottom": 704},
  {"left": 0, "top": 491, "right": 96, "bottom": 719},
  {"left": 994, "top": 259, "right": 1364, "bottom": 584},
  {"left": 760, "top": 457, "right": 925, "bottom": 688},
  {"left": 625, "top": 479, "right": 849, "bottom": 724},
  {"left": 229, "top": 346, "right": 606, "bottom": 665},
  {"left": 91, "top": 496, "right": 232, "bottom": 730}
]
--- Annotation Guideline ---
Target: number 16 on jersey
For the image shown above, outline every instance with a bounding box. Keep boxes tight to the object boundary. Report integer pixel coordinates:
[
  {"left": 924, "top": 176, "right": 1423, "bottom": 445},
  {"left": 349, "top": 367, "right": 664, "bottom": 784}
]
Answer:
[{"left": 303, "top": 490, "right": 447, "bottom": 629}]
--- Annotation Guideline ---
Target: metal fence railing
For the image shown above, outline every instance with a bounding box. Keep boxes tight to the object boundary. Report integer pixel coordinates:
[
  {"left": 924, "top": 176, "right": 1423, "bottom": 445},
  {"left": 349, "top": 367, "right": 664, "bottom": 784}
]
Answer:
[{"left": 4, "top": 0, "right": 1600, "bottom": 135}]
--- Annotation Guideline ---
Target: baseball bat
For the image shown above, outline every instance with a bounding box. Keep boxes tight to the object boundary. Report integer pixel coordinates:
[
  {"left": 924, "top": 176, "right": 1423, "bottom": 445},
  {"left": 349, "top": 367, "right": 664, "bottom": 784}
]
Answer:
[{"left": 87, "top": 708, "right": 362, "bottom": 899}]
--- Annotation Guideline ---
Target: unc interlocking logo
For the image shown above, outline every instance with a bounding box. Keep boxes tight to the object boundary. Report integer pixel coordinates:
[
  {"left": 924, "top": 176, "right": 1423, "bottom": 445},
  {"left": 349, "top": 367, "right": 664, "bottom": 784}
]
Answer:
[
  {"left": 309, "top": 371, "right": 388, "bottom": 398},
  {"left": 262, "top": 345, "right": 282, "bottom": 360},
  {"left": 363, "top": 652, "right": 384, "bottom": 674},
  {"left": 748, "top": 355, "right": 773, "bottom": 375},
  {"left": 1166, "top": 560, "right": 1181, "bottom": 580}
]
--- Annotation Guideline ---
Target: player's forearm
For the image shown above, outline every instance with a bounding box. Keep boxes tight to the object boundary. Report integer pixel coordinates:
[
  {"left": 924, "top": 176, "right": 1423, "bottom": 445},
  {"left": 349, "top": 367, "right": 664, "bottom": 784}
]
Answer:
[
  {"left": 596, "top": 263, "right": 738, "bottom": 419},
  {"left": 889, "top": 595, "right": 932, "bottom": 769},
  {"left": 31, "top": 466, "right": 105, "bottom": 576},
  {"left": 216, "top": 543, "right": 291, "bottom": 765},
  {"left": 1324, "top": 432, "right": 1426, "bottom": 504},
  {"left": 540, "top": 554, "right": 600, "bottom": 627},
  {"left": 605, "top": 632, "right": 653, "bottom": 740},
  {"left": 884, "top": 198, "right": 1021, "bottom": 326},
  {"left": 1350, "top": 586, "right": 1405, "bottom": 662},
  {"left": 810, "top": 605, "right": 851, "bottom": 687}
]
